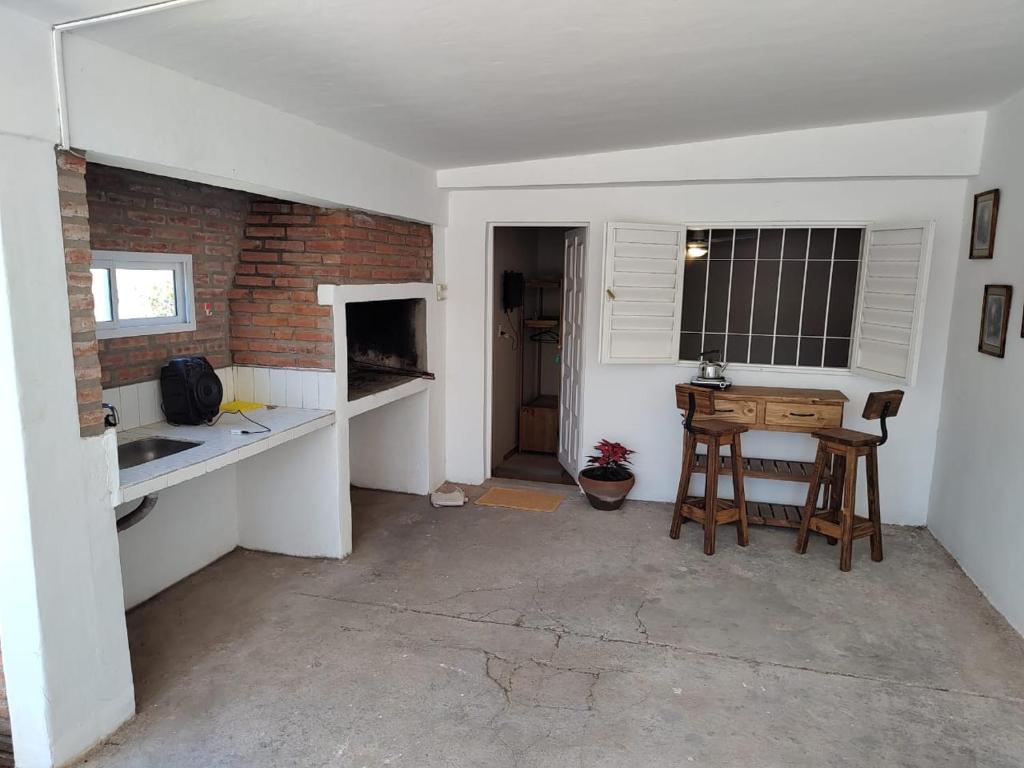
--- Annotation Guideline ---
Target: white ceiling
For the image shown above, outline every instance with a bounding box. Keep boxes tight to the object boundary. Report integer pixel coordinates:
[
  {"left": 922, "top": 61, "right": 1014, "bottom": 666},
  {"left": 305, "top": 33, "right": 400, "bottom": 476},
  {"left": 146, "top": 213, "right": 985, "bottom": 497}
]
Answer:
[{"left": 10, "top": 0, "right": 1024, "bottom": 168}]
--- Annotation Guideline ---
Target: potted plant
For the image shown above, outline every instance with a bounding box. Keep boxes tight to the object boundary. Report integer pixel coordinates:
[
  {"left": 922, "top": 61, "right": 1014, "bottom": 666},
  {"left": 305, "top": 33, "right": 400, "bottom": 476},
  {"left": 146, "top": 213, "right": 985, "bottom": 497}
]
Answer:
[{"left": 578, "top": 440, "right": 636, "bottom": 510}]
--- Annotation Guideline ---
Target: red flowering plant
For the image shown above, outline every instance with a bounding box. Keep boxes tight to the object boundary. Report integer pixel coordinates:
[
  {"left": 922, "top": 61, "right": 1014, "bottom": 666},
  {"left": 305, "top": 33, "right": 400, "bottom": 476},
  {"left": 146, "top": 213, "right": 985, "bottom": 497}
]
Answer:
[{"left": 583, "top": 440, "right": 635, "bottom": 482}]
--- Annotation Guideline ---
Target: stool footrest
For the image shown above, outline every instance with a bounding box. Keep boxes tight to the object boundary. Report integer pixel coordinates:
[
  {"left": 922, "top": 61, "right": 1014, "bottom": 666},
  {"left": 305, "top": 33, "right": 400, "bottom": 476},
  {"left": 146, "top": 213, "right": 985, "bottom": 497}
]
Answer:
[
  {"left": 806, "top": 511, "right": 875, "bottom": 539},
  {"left": 680, "top": 496, "right": 742, "bottom": 525}
]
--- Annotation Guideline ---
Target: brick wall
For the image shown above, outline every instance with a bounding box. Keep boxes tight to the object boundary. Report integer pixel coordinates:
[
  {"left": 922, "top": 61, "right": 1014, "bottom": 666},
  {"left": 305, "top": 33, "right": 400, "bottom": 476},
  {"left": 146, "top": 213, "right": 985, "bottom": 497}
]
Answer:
[
  {"left": 57, "top": 150, "right": 105, "bottom": 437},
  {"left": 86, "top": 164, "right": 250, "bottom": 387},
  {"left": 230, "top": 201, "right": 432, "bottom": 369}
]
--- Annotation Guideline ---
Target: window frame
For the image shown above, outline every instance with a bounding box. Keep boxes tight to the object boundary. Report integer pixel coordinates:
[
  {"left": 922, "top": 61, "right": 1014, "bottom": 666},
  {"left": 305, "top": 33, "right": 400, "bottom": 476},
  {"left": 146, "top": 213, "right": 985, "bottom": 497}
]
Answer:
[
  {"left": 91, "top": 250, "right": 196, "bottom": 340},
  {"left": 676, "top": 220, "right": 870, "bottom": 373}
]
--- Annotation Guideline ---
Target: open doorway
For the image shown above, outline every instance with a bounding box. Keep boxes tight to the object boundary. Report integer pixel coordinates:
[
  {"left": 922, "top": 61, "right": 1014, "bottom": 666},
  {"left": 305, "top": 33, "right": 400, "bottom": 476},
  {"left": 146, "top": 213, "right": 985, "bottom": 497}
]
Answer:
[{"left": 490, "top": 226, "right": 586, "bottom": 485}]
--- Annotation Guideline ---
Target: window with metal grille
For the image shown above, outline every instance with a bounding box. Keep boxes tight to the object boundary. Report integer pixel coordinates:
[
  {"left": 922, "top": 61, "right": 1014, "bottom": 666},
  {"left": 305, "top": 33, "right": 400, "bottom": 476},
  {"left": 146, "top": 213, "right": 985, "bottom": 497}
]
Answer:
[{"left": 679, "top": 227, "right": 863, "bottom": 368}]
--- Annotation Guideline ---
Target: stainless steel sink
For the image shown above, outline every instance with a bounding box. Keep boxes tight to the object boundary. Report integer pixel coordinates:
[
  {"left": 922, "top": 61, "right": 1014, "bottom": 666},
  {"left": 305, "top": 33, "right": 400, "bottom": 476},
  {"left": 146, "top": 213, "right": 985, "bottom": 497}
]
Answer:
[{"left": 118, "top": 437, "right": 203, "bottom": 469}]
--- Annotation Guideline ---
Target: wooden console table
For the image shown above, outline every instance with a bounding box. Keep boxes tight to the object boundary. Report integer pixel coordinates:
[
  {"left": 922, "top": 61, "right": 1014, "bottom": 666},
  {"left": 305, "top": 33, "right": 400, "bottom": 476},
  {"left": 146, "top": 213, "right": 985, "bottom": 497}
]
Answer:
[{"left": 678, "top": 384, "right": 849, "bottom": 529}]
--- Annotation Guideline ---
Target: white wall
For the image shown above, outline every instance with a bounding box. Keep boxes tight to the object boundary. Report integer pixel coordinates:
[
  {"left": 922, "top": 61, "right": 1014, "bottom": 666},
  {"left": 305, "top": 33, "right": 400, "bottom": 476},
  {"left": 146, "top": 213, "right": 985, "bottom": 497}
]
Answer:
[
  {"left": 0, "top": 4, "right": 445, "bottom": 764},
  {"left": 238, "top": 427, "right": 343, "bottom": 557},
  {"left": 117, "top": 468, "right": 239, "bottom": 610},
  {"left": 438, "top": 112, "right": 986, "bottom": 189},
  {"left": 444, "top": 178, "right": 969, "bottom": 525},
  {"left": 116, "top": 424, "right": 342, "bottom": 610},
  {"left": 63, "top": 34, "right": 446, "bottom": 225},
  {"left": 0, "top": 133, "right": 134, "bottom": 767},
  {"left": 0, "top": 6, "right": 60, "bottom": 144},
  {"left": 349, "top": 391, "right": 431, "bottom": 494},
  {"left": 929, "top": 86, "right": 1024, "bottom": 634}
]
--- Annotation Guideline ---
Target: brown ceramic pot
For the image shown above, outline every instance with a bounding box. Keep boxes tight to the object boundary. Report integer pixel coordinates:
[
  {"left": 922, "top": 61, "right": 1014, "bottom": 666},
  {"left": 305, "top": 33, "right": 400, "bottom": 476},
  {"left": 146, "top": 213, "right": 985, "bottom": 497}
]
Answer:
[{"left": 578, "top": 468, "right": 636, "bottom": 510}]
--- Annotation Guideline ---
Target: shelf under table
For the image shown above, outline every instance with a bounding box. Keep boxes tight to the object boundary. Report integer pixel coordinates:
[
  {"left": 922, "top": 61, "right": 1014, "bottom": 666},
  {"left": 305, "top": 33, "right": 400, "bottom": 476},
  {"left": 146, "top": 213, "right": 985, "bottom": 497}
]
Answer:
[
  {"left": 693, "top": 454, "right": 833, "bottom": 484},
  {"left": 685, "top": 455, "right": 837, "bottom": 529}
]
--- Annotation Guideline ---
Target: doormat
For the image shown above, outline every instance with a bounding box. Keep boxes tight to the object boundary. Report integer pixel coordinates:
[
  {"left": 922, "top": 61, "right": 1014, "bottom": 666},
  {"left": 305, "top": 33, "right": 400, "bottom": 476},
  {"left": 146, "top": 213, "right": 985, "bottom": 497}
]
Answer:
[{"left": 475, "top": 487, "right": 564, "bottom": 513}]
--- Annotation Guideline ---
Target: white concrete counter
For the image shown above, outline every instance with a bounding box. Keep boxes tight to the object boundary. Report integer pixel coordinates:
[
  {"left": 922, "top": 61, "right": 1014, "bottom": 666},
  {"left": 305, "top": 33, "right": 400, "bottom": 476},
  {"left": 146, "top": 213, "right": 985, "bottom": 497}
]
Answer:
[{"left": 115, "top": 406, "right": 334, "bottom": 504}]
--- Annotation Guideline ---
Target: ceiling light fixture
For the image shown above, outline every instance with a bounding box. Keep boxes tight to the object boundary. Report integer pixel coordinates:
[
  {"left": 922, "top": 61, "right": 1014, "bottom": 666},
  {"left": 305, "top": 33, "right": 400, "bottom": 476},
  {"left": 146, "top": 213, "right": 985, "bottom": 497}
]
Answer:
[{"left": 686, "top": 230, "right": 708, "bottom": 259}]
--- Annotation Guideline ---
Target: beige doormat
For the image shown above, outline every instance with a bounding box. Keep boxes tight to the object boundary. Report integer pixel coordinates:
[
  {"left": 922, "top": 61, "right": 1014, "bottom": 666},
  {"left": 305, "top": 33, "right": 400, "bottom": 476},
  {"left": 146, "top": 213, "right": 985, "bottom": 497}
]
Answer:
[{"left": 475, "top": 486, "right": 564, "bottom": 513}]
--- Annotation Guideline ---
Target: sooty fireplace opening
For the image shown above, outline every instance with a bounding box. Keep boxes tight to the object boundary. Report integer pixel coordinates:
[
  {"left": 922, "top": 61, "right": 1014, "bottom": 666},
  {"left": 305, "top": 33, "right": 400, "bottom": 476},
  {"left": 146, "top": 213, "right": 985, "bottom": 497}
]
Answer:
[{"left": 346, "top": 298, "right": 431, "bottom": 401}]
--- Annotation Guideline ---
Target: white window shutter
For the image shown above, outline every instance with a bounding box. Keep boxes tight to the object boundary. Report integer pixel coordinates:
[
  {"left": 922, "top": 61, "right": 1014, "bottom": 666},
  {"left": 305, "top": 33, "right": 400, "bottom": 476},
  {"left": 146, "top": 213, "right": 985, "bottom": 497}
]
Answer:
[
  {"left": 851, "top": 222, "right": 934, "bottom": 385},
  {"left": 600, "top": 221, "right": 685, "bottom": 363}
]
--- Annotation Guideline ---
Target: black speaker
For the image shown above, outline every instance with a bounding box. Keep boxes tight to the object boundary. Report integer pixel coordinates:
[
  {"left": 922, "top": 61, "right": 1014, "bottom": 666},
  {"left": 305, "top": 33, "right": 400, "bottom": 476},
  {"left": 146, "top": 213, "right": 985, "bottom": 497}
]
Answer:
[{"left": 160, "top": 356, "right": 223, "bottom": 425}]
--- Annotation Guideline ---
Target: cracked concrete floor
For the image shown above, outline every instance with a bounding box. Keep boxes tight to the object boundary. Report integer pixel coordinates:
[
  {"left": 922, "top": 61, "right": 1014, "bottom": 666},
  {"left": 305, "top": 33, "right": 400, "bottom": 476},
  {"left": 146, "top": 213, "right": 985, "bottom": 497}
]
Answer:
[{"left": 78, "top": 484, "right": 1024, "bottom": 767}]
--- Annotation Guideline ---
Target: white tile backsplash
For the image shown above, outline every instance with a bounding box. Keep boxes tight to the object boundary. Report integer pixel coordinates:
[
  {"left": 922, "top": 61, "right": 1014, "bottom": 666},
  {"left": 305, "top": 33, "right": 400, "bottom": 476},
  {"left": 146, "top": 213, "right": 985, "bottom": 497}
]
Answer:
[
  {"left": 216, "top": 366, "right": 235, "bottom": 402},
  {"left": 119, "top": 385, "right": 141, "bottom": 430},
  {"left": 269, "top": 368, "right": 288, "bottom": 406},
  {"left": 137, "top": 379, "right": 162, "bottom": 426},
  {"left": 302, "top": 372, "right": 319, "bottom": 409},
  {"left": 230, "top": 365, "right": 336, "bottom": 411},
  {"left": 286, "top": 369, "right": 304, "bottom": 407},
  {"left": 101, "top": 364, "right": 337, "bottom": 433},
  {"left": 104, "top": 366, "right": 234, "bottom": 432},
  {"left": 253, "top": 367, "right": 270, "bottom": 404},
  {"left": 235, "top": 366, "right": 255, "bottom": 401},
  {"left": 317, "top": 371, "right": 337, "bottom": 410}
]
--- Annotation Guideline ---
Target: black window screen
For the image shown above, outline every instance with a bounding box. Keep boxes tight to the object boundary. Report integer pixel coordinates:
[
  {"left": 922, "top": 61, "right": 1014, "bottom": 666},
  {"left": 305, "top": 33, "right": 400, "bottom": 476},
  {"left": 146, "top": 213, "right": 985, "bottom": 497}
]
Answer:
[{"left": 679, "top": 227, "right": 862, "bottom": 368}]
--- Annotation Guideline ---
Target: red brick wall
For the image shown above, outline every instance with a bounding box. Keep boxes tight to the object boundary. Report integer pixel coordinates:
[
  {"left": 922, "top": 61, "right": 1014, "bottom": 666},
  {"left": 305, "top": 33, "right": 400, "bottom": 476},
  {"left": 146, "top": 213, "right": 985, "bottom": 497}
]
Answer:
[
  {"left": 86, "top": 164, "right": 250, "bottom": 387},
  {"left": 57, "top": 151, "right": 106, "bottom": 437},
  {"left": 230, "top": 201, "right": 432, "bottom": 369}
]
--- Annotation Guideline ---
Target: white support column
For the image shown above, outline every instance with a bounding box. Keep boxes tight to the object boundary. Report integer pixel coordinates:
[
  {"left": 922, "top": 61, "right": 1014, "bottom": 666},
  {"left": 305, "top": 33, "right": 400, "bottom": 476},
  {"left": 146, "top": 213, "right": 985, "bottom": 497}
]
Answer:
[
  {"left": 318, "top": 281, "right": 444, "bottom": 559},
  {"left": 0, "top": 135, "right": 134, "bottom": 767}
]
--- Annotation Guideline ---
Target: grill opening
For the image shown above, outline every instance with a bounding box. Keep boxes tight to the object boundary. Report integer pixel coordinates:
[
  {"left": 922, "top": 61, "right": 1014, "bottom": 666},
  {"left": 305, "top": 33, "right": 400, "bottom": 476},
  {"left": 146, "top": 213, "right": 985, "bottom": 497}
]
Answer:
[{"left": 346, "top": 298, "right": 429, "bottom": 400}]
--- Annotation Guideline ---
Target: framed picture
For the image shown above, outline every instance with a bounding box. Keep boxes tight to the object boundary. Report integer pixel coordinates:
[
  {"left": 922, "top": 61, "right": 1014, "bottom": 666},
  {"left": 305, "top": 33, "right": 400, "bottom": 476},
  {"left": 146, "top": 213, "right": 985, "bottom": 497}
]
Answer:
[
  {"left": 970, "top": 189, "right": 1000, "bottom": 259},
  {"left": 979, "top": 284, "right": 1012, "bottom": 357}
]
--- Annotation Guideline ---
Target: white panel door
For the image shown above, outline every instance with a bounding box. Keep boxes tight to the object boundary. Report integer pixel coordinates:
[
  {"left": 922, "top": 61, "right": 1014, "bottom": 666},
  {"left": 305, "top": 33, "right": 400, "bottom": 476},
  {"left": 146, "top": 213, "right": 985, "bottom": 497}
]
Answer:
[
  {"left": 601, "top": 221, "right": 686, "bottom": 363},
  {"left": 559, "top": 228, "right": 587, "bottom": 477}
]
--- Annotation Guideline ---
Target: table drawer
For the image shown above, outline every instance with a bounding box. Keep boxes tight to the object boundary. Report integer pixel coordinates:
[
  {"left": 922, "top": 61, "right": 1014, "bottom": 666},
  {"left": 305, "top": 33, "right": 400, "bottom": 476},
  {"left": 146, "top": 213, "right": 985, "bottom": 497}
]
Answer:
[
  {"left": 764, "top": 401, "right": 843, "bottom": 429},
  {"left": 708, "top": 399, "right": 759, "bottom": 425}
]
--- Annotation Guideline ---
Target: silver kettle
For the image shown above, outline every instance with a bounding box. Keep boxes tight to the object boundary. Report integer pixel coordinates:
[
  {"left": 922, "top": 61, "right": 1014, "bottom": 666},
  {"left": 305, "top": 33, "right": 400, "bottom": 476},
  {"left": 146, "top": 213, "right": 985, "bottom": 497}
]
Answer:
[{"left": 697, "top": 349, "right": 728, "bottom": 380}]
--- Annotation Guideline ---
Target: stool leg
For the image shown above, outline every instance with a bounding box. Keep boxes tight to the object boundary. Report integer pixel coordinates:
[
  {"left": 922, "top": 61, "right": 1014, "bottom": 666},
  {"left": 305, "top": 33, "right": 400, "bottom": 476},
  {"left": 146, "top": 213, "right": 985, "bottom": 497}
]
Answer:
[
  {"left": 670, "top": 432, "right": 695, "bottom": 539},
  {"left": 866, "top": 446, "right": 883, "bottom": 562},
  {"left": 839, "top": 448, "right": 858, "bottom": 572},
  {"left": 704, "top": 436, "right": 720, "bottom": 556},
  {"left": 825, "top": 454, "right": 844, "bottom": 546},
  {"left": 730, "top": 434, "right": 749, "bottom": 547},
  {"left": 796, "top": 443, "right": 828, "bottom": 554}
]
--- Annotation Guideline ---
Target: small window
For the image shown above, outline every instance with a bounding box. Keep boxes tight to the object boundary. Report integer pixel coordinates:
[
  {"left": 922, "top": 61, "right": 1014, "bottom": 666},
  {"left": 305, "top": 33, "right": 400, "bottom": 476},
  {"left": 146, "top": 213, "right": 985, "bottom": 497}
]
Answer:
[
  {"left": 91, "top": 251, "right": 195, "bottom": 339},
  {"left": 679, "top": 227, "right": 863, "bottom": 369}
]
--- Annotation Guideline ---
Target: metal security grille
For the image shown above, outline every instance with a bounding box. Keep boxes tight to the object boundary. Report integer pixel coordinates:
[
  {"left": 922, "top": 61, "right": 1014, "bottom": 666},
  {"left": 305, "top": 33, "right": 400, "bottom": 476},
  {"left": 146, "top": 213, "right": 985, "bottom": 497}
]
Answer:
[{"left": 679, "top": 227, "right": 863, "bottom": 368}]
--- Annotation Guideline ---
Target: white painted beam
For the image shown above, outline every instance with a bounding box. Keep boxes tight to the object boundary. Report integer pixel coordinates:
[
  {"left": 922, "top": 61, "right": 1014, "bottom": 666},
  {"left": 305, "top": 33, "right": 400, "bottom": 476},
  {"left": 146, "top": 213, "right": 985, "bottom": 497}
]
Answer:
[{"left": 437, "top": 113, "right": 987, "bottom": 189}]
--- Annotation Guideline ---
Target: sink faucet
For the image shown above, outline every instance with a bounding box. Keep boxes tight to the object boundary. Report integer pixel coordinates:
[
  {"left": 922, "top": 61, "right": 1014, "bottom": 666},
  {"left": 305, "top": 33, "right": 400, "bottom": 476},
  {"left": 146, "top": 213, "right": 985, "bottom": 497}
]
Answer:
[{"left": 102, "top": 402, "right": 119, "bottom": 428}]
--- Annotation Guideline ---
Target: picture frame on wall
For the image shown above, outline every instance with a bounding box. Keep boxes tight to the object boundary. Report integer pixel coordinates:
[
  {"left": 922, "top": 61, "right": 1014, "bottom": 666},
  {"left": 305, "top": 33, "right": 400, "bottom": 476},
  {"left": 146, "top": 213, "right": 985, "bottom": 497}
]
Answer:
[
  {"left": 979, "top": 284, "right": 1012, "bottom": 358},
  {"left": 969, "top": 189, "right": 1000, "bottom": 259}
]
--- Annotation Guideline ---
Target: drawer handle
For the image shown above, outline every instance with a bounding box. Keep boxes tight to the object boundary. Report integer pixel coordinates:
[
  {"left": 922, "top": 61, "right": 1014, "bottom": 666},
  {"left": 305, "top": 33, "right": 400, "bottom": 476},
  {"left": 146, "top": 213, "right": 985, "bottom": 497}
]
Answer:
[
  {"left": 715, "top": 408, "right": 735, "bottom": 414},
  {"left": 606, "top": 288, "right": 616, "bottom": 300},
  {"left": 789, "top": 411, "right": 816, "bottom": 417}
]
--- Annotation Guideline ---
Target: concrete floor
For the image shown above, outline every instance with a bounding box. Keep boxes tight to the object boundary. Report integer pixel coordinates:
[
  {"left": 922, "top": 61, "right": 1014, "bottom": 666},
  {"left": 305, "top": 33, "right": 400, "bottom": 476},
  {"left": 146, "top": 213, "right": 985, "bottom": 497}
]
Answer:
[{"left": 78, "top": 483, "right": 1024, "bottom": 767}]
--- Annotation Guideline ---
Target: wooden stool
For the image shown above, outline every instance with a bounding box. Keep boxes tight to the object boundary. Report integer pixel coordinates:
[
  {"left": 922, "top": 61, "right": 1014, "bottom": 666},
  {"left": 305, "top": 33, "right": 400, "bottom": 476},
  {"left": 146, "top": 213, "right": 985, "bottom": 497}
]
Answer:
[
  {"left": 796, "top": 390, "right": 904, "bottom": 571},
  {"left": 670, "top": 384, "right": 750, "bottom": 555}
]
